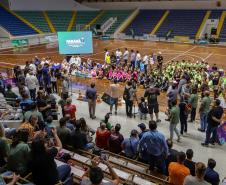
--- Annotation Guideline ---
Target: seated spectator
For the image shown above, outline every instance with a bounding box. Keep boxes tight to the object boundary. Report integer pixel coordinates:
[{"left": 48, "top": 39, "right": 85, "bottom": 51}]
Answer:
[
  {"left": 24, "top": 102, "right": 44, "bottom": 123},
  {"left": 80, "top": 118, "right": 95, "bottom": 143},
  {"left": 204, "top": 158, "right": 220, "bottom": 185},
  {"left": 44, "top": 116, "right": 55, "bottom": 136},
  {"left": 168, "top": 151, "right": 190, "bottom": 185},
  {"left": 165, "top": 139, "right": 179, "bottom": 175},
  {"left": 108, "top": 124, "right": 124, "bottom": 154},
  {"left": 0, "top": 173, "right": 20, "bottom": 185},
  {"left": 101, "top": 113, "right": 113, "bottom": 131},
  {"left": 184, "top": 162, "right": 210, "bottom": 185},
  {"left": 95, "top": 122, "right": 111, "bottom": 150},
  {"left": 0, "top": 124, "right": 10, "bottom": 166},
  {"left": 65, "top": 114, "right": 75, "bottom": 131},
  {"left": 20, "top": 93, "right": 33, "bottom": 112},
  {"left": 184, "top": 149, "right": 196, "bottom": 176},
  {"left": 63, "top": 98, "right": 76, "bottom": 120},
  {"left": 8, "top": 130, "right": 30, "bottom": 176},
  {"left": 56, "top": 117, "right": 71, "bottom": 148},
  {"left": 18, "top": 115, "right": 38, "bottom": 138},
  {"left": 4, "top": 84, "right": 18, "bottom": 107},
  {"left": 71, "top": 120, "right": 94, "bottom": 150},
  {"left": 81, "top": 156, "right": 119, "bottom": 185},
  {"left": 122, "top": 129, "right": 139, "bottom": 159},
  {"left": 36, "top": 90, "right": 52, "bottom": 120},
  {"left": 137, "top": 123, "right": 148, "bottom": 139},
  {"left": 29, "top": 128, "right": 72, "bottom": 185}
]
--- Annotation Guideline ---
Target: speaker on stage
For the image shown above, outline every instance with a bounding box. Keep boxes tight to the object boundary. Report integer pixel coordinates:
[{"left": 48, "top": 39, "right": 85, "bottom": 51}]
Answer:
[{"left": 211, "top": 28, "right": 217, "bottom": 35}]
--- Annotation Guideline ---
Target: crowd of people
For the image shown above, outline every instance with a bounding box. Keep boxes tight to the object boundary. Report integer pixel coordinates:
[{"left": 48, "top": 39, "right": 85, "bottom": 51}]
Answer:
[{"left": 0, "top": 48, "right": 225, "bottom": 185}]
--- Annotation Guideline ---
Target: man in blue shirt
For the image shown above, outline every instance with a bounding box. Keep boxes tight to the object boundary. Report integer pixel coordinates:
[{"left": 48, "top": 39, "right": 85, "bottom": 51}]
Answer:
[
  {"left": 204, "top": 158, "right": 220, "bottom": 185},
  {"left": 137, "top": 123, "right": 148, "bottom": 139},
  {"left": 86, "top": 83, "right": 97, "bottom": 119},
  {"left": 122, "top": 129, "right": 139, "bottom": 159},
  {"left": 138, "top": 121, "right": 168, "bottom": 174}
]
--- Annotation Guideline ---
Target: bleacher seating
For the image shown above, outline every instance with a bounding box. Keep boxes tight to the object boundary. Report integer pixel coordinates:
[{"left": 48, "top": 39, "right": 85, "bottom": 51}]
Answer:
[
  {"left": 94, "top": 10, "right": 132, "bottom": 35},
  {"left": 72, "top": 11, "right": 99, "bottom": 31},
  {"left": 16, "top": 11, "right": 51, "bottom": 33},
  {"left": 156, "top": 10, "right": 206, "bottom": 39},
  {"left": 209, "top": 10, "right": 222, "bottom": 19},
  {"left": 0, "top": 6, "right": 37, "bottom": 36},
  {"left": 47, "top": 11, "right": 73, "bottom": 32},
  {"left": 124, "top": 10, "right": 165, "bottom": 36},
  {"left": 61, "top": 148, "right": 170, "bottom": 185}
]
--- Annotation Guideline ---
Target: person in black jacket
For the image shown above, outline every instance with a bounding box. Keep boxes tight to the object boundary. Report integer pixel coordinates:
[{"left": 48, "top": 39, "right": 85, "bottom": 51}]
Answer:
[
  {"left": 202, "top": 99, "right": 224, "bottom": 147},
  {"left": 184, "top": 149, "right": 196, "bottom": 176},
  {"left": 71, "top": 120, "right": 94, "bottom": 150}
]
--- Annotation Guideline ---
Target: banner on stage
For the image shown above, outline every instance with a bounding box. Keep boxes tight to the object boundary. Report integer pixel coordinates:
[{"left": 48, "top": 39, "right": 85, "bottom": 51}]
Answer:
[
  {"left": 58, "top": 31, "right": 93, "bottom": 55},
  {"left": 217, "top": 121, "right": 226, "bottom": 145}
]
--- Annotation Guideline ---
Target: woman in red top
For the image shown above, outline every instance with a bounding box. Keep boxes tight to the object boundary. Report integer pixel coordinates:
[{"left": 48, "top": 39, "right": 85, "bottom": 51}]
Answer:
[
  {"left": 63, "top": 98, "right": 76, "bottom": 120},
  {"left": 95, "top": 122, "right": 111, "bottom": 150}
]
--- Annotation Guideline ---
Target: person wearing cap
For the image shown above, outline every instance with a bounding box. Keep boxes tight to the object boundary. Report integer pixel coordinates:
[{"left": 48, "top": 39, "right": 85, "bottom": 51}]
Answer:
[
  {"left": 137, "top": 123, "right": 148, "bottom": 139},
  {"left": 198, "top": 91, "right": 212, "bottom": 132},
  {"left": 121, "top": 129, "right": 139, "bottom": 159},
  {"left": 138, "top": 121, "right": 168, "bottom": 174}
]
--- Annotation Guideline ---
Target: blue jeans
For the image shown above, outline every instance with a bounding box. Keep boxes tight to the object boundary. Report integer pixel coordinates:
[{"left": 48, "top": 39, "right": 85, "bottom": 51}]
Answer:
[
  {"left": 57, "top": 164, "right": 71, "bottom": 183},
  {"left": 169, "top": 123, "right": 180, "bottom": 141},
  {"left": 149, "top": 154, "right": 166, "bottom": 175},
  {"left": 84, "top": 143, "right": 94, "bottom": 150},
  {"left": 205, "top": 123, "right": 218, "bottom": 145},
  {"left": 200, "top": 112, "right": 208, "bottom": 131}
]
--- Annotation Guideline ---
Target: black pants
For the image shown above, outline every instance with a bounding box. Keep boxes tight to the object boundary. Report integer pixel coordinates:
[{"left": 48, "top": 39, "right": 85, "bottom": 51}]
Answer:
[
  {"left": 149, "top": 154, "right": 166, "bottom": 175},
  {"left": 29, "top": 88, "right": 36, "bottom": 100},
  {"left": 125, "top": 100, "right": 133, "bottom": 117},
  {"left": 190, "top": 107, "right": 196, "bottom": 122},
  {"left": 180, "top": 115, "right": 188, "bottom": 135},
  {"left": 52, "top": 81, "right": 57, "bottom": 93}
]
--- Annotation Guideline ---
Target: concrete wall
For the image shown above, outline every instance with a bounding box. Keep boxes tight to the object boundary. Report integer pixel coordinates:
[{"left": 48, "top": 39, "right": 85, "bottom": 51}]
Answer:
[
  {"left": 8, "top": 0, "right": 98, "bottom": 11},
  {"left": 83, "top": 0, "right": 226, "bottom": 10}
]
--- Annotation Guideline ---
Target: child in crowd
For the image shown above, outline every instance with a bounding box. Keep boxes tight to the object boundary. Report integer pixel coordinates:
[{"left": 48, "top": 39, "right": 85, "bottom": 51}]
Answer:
[{"left": 138, "top": 97, "right": 148, "bottom": 120}]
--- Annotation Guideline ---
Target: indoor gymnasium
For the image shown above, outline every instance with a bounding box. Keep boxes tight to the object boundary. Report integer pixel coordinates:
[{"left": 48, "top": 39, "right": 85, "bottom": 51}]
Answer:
[{"left": 0, "top": 0, "right": 225, "bottom": 184}]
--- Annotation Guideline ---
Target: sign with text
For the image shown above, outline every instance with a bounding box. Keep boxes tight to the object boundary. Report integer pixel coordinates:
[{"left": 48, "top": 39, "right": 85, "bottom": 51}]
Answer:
[{"left": 57, "top": 31, "right": 93, "bottom": 55}]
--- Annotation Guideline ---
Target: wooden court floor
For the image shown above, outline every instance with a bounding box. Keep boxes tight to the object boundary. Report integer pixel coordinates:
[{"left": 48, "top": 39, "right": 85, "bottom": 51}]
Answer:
[{"left": 0, "top": 39, "right": 225, "bottom": 112}]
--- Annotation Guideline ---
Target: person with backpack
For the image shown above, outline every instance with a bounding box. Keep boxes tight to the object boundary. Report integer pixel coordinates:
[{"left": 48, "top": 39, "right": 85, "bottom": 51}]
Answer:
[
  {"left": 123, "top": 81, "right": 133, "bottom": 117},
  {"left": 144, "top": 83, "right": 161, "bottom": 122}
]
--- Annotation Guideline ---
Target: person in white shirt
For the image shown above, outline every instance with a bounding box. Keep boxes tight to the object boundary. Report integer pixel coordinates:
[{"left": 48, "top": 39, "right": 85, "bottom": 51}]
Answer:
[
  {"left": 143, "top": 54, "right": 149, "bottom": 74},
  {"left": 69, "top": 56, "right": 76, "bottom": 65},
  {"left": 75, "top": 56, "right": 82, "bottom": 67},
  {"left": 29, "top": 62, "right": 37, "bottom": 75},
  {"left": 135, "top": 51, "right": 141, "bottom": 69},
  {"left": 123, "top": 48, "right": 129, "bottom": 65},
  {"left": 25, "top": 71, "right": 39, "bottom": 100},
  {"left": 115, "top": 49, "right": 122, "bottom": 65}
]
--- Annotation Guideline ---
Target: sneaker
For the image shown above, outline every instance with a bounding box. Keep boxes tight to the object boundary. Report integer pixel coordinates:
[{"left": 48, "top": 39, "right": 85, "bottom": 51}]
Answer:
[
  {"left": 201, "top": 143, "right": 209, "bottom": 147},
  {"left": 115, "top": 111, "right": 117, "bottom": 115},
  {"left": 177, "top": 137, "right": 181, "bottom": 142},
  {"left": 92, "top": 116, "right": 96, "bottom": 119},
  {"left": 198, "top": 128, "right": 205, "bottom": 132},
  {"left": 165, "top": 118, "right": 170, "bottom": 121}
]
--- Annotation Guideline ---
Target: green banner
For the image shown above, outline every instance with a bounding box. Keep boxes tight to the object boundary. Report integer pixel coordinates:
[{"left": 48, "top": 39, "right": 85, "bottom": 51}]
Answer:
[{"left": 11, "top": 39, "right": 29, "bottom": 47}]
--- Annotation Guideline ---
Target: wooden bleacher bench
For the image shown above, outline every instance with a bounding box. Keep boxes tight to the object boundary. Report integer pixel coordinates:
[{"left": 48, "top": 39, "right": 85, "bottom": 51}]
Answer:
[{"left": 61, "top": 149, "right": 170, "bottom": 185}]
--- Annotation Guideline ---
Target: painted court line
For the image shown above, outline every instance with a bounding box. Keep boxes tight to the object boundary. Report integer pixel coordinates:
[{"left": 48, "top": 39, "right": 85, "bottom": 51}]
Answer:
[{"left": 203, "top": 52, "right": 213, "bottom": 61}]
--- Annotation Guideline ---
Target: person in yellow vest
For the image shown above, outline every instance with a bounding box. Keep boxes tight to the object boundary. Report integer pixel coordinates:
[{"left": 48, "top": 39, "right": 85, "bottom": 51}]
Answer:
[{"left": 106, "top": 54, "right": 111, "bottom": 65}]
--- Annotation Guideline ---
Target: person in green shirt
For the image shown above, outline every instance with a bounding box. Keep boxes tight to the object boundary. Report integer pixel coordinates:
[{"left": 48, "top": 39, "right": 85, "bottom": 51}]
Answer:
[
  {"left": 0, "top": 124, "right": 10, "bottom": 166},
  {"left": 169, "top": 100, "right": 181, "bottom": 142},
  {"left": 101, "top": 113, "right": 113, "bottom": 131},
  {"left": 8, "top": 130, "right": 30, "bottom": 176},
  {"left": 56, "top": 117, "right": 71, "bottom": 148},
  {"left": 198, "top": 91, "right": 212, "bottom": 132},
  {"left": 24, "top": 102, "right": 43, "bottom": 122},
  {"left": 189, "top": 88, "right": 199, "bottom": 122}
]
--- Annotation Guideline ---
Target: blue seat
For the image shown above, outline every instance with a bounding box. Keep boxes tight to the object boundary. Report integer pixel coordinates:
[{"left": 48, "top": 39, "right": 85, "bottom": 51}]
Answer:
[
  {"left": 0, "top": 6, "right": 37, "bottom": 36},
  {"left": 124, "top": 10, "right": 165, "bottom": 36}
]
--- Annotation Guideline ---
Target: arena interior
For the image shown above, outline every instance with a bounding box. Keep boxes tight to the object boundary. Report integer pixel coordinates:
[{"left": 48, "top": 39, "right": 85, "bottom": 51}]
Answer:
[{"left": 0, "top": 0, "right": 226, "bottom": 185}]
